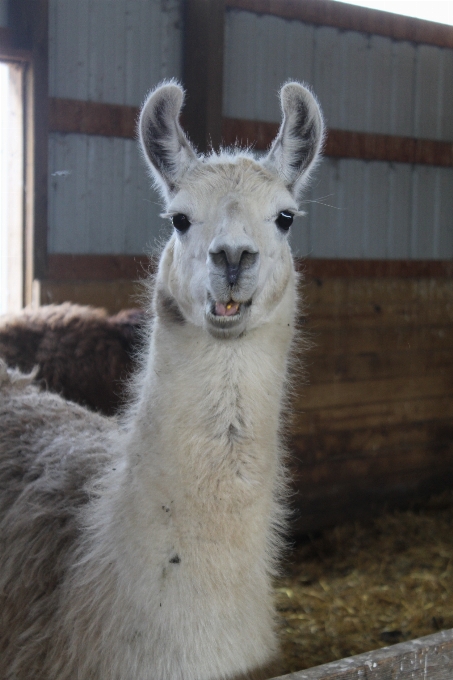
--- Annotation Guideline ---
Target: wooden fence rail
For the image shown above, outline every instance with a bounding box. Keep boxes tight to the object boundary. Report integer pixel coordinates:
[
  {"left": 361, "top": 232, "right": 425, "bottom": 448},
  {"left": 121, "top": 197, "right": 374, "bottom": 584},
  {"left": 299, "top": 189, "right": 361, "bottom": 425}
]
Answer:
[{"left": 271, "top": 628, "right": 453, "bottom": 679}]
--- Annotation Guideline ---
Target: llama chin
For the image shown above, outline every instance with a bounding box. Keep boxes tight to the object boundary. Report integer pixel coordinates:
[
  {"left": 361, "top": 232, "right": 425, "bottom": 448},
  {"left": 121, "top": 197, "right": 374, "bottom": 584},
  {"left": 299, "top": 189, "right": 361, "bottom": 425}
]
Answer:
[{"left": 0, "top": 80, "right": 324, "bottom": 680}]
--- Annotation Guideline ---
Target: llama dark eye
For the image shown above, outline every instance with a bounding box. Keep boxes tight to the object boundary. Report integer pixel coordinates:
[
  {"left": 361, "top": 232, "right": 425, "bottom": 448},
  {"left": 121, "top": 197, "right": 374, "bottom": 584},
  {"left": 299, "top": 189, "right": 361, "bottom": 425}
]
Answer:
[
  {"left": 171, "top": 213, "right": 191, "bottom": 232},
  {"left": 275, "top": 211, "right": 294, "bottom": 231}
]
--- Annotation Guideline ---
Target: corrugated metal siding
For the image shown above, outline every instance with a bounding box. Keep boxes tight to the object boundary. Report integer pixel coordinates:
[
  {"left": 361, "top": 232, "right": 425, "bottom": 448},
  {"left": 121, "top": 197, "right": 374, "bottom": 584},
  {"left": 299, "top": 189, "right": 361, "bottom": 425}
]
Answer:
[
  {"left": 224, "top": 9, "right": 453, "bottom": 140},
  {"left": 0, "top": 0, "right": 7, "bottom": 27},
  {"left": 49, "top": 0, "right": 182, "bottom": 105},
  {"left": 48, "top": 3, "right": 453, "bottom": 258},
  {"left": 48, "top": 133, "right": 171, "bottom": 254},
  {"left": 225, "top": 9, "right": 453, "bottom": 260},
  {"left": 48, "top": 0, "right": 182, "bottom": 254},
  {"left": 291, "top": 159, "right": 453, "bottom": 259}
]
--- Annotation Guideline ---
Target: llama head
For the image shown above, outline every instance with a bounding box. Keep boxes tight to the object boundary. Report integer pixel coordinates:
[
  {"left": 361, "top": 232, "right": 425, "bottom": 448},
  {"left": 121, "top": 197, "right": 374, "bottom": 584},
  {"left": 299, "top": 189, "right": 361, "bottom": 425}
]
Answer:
[{"left": 139, "top": 81, "right": 323, "bottom": 339}]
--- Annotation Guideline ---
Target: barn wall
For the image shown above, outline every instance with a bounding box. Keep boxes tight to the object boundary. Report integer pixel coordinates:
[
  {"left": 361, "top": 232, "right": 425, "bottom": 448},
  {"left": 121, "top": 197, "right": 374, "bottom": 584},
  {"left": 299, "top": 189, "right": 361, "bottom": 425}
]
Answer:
[
  {"left": 47, "top": 0, "right": 182, "bottom": 255},
  {"left": 224, "top": 9, "right": 453, "bottom": 258},
  {"left": 224, "top": 12, "right": 453, "bottom": 139},
  {"left": 291, "top": 272, "right": 453, "bottom": 533},
  {"left": 298, "top": 160, "right": 453, "bottom": 259},
  {"left": 46, "top": 2, "right": 453, "bottom": 259}
]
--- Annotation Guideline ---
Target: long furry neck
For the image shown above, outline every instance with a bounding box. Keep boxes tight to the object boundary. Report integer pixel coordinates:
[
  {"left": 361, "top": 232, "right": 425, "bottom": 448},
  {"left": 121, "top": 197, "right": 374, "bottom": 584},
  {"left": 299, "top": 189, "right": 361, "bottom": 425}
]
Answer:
[{"left": 120, "top": 297, "right": 295, "bottom": 550}]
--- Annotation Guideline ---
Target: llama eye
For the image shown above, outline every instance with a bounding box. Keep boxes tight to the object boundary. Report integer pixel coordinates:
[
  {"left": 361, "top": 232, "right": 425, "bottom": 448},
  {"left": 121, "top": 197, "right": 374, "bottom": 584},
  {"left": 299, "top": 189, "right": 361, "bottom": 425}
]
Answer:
[
  {"left": 275, "top": 211, "right": 294, "bottom": 231},
  {"left": 171, "top": 214, "right": 191, "bottom": 232}
]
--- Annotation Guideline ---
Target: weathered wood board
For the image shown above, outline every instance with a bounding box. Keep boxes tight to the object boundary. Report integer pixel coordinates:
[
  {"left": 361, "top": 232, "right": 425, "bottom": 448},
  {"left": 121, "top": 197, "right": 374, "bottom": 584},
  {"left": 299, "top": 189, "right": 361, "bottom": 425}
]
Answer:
[
  {"left": 290, "top": 275, "right": 453, "bottom": 534},
  {"left": 271, "top": 628, "right": 453, "bottom": 679}
]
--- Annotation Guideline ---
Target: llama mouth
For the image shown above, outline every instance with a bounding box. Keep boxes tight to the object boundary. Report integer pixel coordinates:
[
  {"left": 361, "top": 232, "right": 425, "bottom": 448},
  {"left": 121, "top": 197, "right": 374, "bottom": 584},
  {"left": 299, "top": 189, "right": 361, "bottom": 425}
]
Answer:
[
  {"left": 213, "top": 300, "right": 241, "bottom": 317},
  {"left": 205, "top": 296, "right": 252, "bottom": 336}
]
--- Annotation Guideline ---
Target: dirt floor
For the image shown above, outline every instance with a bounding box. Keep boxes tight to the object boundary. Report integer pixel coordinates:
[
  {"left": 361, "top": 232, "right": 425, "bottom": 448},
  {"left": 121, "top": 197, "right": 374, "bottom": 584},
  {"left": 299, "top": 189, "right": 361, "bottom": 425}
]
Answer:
[{"left": 273, "top": 491, "right": 453, "bottom": 676}]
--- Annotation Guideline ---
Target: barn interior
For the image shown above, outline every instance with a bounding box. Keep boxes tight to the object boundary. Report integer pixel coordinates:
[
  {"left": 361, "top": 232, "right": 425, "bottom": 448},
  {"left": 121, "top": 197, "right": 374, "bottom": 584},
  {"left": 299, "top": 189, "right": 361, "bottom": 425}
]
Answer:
[{"left": 1, "top": 0, "right": 453, "bottom": 677}]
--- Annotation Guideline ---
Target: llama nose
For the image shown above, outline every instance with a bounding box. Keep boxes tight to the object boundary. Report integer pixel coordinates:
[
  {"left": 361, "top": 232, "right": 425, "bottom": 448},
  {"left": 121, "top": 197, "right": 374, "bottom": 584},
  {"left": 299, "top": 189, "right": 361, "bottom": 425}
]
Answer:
[{"left": 209, "top": 243, "right": 259, "bottom": 286}]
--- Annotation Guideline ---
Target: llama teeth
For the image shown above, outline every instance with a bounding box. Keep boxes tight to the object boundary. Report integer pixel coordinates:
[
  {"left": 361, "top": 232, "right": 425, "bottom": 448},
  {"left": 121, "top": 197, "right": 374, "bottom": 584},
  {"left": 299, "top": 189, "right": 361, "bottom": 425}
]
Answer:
[{"left": 215, "top": 301, "right": 240, "bottom": 317}]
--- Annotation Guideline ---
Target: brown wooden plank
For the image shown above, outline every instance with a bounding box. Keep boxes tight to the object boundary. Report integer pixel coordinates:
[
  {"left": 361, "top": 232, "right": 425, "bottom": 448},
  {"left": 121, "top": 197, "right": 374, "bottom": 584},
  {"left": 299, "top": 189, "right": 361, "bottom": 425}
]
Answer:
[
  {"left": 295, "top": 374, "right": 453, "bottom": 412},
  {"left": 222, "top": 116, "right": 278, "bottom": 150},
  {"left": 307, "top": 324, "right": 453, "bottom": 356},
  {"left": 300, "top": 260, "right": 453, "bottom": 279},
  {"left": 304, "top": 303, "right": 453, "bottom": 328},
  {"left": 292, "top": 394, "right": 453, "bottom": 433},
  {"left": 36, "top": 279, "right": 142, "bottom": 315},
  {"left": 290, "top": 436, "right": 453, "bottom": 532},
  {"left": 223, "top": 118, "right": 453, "bottom": 167},
  {"left": 183, "top": 0, "right": 225, "bottom": 152},
  {"left": 47, "top": 99, "right": 453, "bottom": 168},
  {"left": 291, "top": 462, "right": 453, "bottom": 532},
  {"left": 326, "top": 129, "right": 453, "bottom": 166},
  {"left": 49, "top": 98, "right": 139, "bottom": 138},
  {"left": 303, "top": 277, "right": 453, "bottom": 308},
  {"left": 227, "top": 0, "right": 453, "bottom": 50},
  {"left": 291, "top": 420, "right": 453, "bottom": 464},
  {"left": 305, "top": 349, "right": 453, "bottom": 385},
  {"left": 270, "top": 628, "right": 453, "bottom": 679},
  {"left": 47, "top": 253, "right": 152, "bottom": 281},
  {"left": 290, "top": 447, "right": 453, "bottom": 489},
  {"left": 45, "top": 255, "right": 453, "bottom": 281}
]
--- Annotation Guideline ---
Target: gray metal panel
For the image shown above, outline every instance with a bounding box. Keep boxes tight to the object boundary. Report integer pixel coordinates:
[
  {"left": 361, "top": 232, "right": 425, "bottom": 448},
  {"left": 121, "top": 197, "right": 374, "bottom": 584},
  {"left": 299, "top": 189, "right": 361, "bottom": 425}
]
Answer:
[
  {"left": 291, "top": 158, "right": 453, "bottom": 260},
  {"left": 389, "top": 41, "right": 416, "bottom": 136},
  {"left": 338, "top": 30, "right": 369, "bottom": 132},
  {"left": 311, "top": 26, "right": 343, "bottom": 130},
  {"left": 362, "top": 161, "right": 389, "bottom": 258},
  {"left": 0, "top": 0, "right": 8, "bottom": 27},
  {"left": 224, "top": 9, "right": 453, "bottom": 140},
  {"left": 366, "top": 35, "right": 393, "bottom": 134},
  {"left": 223, "top": 11, "right": 315, "bottom": 123},
  {"left": 49, "top": 0, "right": 183, "bottom": 105},
  {"left": 414, "top": 44, "right": 444, "bottom": 140},
  {"left": 48, "top": 133, "right": 167, "bottom": 254},
  {"left": 440, "top": 48, "right": 453, "bottom": 140},
  {"left": 387, "top": 163, "right": 412, "bottom": 258},
  {"left": 438, "top": 168, "right": 453, "bottom": 258}
]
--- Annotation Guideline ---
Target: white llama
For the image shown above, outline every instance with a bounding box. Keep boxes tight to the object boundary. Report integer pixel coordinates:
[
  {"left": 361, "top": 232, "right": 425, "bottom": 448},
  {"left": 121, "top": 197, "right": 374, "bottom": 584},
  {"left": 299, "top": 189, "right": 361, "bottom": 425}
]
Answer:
[{"left": 0, "top": 81, "right": 323, "bottom": 680}]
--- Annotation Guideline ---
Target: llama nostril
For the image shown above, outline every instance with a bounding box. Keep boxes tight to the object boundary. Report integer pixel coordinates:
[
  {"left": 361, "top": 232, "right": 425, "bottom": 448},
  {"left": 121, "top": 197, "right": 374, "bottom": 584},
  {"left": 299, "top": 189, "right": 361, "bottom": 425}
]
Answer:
[
  {"left": 209, "top": 246, "right": 259, "bottom": 287},
  {"left": 209, "top": 250, "right": 228, "bottom": 269}
]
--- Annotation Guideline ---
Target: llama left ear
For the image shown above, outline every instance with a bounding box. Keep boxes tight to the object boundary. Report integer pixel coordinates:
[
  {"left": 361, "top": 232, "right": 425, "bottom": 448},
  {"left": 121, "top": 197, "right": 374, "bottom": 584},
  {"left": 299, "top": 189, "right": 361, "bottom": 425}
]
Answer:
[
  {"left": 263, "top": 82, "right": 324, "bottom": 199},
  {"left": 139, "top": 81, "right": 198, "bottom": 199}
]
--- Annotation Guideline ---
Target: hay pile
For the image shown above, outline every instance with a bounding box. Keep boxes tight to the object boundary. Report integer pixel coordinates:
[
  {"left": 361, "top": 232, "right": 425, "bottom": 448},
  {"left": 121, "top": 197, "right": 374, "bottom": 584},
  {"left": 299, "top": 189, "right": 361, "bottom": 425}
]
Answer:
[{"left": 274, "top": 491, "right": 453, "bottom": 675}]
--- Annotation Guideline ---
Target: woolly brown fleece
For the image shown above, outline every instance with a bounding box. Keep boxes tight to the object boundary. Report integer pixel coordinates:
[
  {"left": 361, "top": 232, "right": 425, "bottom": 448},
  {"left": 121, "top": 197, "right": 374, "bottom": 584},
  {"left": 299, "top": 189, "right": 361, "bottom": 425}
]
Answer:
[{"left": 0, "top": 303, "right": 146, "bottom": 415}]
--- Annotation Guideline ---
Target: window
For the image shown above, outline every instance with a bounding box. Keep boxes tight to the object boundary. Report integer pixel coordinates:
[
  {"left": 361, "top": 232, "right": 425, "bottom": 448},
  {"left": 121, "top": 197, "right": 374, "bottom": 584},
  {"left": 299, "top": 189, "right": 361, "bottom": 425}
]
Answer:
[{"left": 0, "top": 59, "right": 24, "bottom": 314}]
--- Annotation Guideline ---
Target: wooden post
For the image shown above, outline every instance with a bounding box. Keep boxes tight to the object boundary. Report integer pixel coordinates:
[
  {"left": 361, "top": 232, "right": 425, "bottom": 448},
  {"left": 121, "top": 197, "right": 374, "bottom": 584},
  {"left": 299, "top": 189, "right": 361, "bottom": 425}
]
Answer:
[
  {"left": 183, "top": 0, "right": 225, "bottom": 153},
  {"left": 9, "top": 0, "right": 49, "bottom": 303}
]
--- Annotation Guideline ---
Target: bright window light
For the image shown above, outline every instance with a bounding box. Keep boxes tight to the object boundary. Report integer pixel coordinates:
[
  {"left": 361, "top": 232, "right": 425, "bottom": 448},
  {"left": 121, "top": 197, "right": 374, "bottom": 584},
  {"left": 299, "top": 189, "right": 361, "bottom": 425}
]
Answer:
[
  {"left": 332, "top": 0, "right": 453, "bottom": 26},
  {"left": 0, "top": 61, "right": 24, "bottom": 315}
]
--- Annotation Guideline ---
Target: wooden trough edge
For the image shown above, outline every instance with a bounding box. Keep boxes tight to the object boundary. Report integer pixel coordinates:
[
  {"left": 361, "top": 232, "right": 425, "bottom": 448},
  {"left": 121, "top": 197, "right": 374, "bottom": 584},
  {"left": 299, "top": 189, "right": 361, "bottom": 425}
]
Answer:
[{"left": 270, "top": 628, "right": 453, "bottom": 679}]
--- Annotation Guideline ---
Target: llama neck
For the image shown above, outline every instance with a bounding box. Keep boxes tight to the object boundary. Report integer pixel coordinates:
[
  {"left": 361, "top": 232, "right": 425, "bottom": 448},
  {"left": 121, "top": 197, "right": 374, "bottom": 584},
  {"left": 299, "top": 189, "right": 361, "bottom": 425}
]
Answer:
[{"left": 121, "top": 289, "right": 295, "bottom": 553}]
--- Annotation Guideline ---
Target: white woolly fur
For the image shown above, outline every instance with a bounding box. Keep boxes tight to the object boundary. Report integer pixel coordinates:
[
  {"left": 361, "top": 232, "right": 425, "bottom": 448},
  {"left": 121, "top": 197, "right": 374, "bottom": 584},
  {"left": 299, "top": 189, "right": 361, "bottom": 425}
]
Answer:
[{"left": 0, "top": 80, "right": 323, "bottom": 680}]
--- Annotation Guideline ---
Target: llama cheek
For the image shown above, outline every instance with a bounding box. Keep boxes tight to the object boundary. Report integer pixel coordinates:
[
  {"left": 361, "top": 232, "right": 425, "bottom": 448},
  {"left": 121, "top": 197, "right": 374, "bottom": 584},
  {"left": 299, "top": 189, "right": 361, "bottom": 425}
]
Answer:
[{"left": 155, "top": 289, "right": 186, "bottom": 326}]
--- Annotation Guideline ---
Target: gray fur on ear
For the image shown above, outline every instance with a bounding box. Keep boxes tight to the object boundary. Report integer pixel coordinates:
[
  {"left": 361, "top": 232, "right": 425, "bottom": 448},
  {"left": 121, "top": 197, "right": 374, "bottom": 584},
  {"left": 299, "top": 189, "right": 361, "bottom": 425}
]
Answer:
[
  {"left": 263, "top": 82, "right": 324, "bottom": 199},
  {"left": 139, "top": 81, "right": 198, "bottom": 200}
]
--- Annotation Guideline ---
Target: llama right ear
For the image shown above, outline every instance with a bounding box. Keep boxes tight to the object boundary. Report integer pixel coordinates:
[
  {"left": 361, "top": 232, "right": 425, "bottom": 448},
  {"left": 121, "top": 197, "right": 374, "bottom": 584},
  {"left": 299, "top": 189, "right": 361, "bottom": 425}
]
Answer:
[
  {"left": 139, "top": 82, "right": 198, "bottom": 199},
  {"left": 263, "top": 82, "right": 324, "bottom": 199}
]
